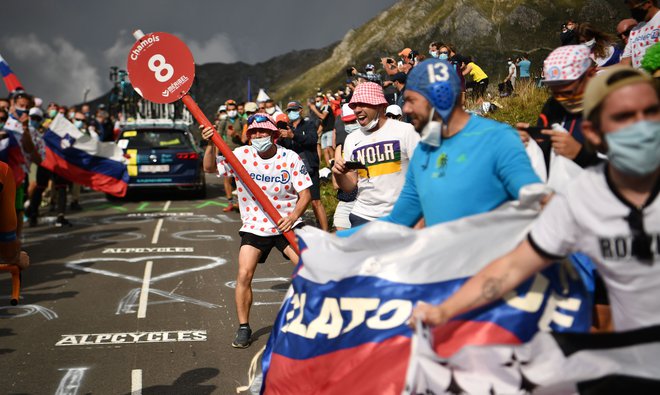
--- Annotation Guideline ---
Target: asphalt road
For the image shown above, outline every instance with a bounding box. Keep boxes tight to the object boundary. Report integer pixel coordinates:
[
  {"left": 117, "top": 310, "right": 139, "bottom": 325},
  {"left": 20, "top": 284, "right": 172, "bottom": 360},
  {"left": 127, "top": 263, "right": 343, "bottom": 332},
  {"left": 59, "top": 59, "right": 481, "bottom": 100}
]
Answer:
[{"left": 1, "top": 174, "right": 294, "bottom": 394}]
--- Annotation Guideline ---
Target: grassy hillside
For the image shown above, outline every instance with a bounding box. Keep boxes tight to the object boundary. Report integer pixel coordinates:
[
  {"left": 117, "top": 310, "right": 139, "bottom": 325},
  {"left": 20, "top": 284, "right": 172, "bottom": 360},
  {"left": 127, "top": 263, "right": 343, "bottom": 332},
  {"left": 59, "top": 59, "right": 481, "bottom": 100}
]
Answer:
[{"left": 271, "top": 0, "right": 628, "bottom": 103}]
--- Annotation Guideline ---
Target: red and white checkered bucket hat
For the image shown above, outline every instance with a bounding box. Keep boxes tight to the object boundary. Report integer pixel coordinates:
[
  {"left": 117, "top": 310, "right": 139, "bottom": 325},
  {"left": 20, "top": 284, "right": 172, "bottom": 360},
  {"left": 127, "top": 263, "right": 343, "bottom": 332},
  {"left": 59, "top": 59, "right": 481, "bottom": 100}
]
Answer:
[{"left": 349, "top": 82, "right": 388, "bottom": 109}]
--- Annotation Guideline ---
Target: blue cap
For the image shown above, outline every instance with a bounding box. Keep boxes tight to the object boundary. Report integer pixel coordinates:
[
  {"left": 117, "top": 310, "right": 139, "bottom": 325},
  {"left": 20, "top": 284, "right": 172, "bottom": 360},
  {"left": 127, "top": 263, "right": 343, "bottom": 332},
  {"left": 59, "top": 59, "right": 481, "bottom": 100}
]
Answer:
[{"left": 406, "top": 59, "right": 462, "bottom": 122}]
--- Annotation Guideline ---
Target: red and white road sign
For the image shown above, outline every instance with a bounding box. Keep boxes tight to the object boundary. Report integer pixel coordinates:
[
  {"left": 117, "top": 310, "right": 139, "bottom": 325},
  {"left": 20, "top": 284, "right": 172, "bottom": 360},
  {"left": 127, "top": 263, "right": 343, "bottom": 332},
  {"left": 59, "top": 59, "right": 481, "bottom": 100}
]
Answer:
[{"left": 126, "top": 32, "right": 195, "bottom": 104}]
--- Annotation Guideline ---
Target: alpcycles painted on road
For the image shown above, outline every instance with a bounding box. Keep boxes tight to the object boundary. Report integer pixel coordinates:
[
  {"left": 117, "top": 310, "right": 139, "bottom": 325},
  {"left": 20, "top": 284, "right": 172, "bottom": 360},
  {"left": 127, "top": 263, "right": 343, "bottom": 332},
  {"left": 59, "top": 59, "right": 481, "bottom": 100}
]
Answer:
[
  {"left": 55, "top": 330, "right": 207, "bottom": 346},
  {"left": 102, "top": 247, "right": 194, "bottom": 254}
]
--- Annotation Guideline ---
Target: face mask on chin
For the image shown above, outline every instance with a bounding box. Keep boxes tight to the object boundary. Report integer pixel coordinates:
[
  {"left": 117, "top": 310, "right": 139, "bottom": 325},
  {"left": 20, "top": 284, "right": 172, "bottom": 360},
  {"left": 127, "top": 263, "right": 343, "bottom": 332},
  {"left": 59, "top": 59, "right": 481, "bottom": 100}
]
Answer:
[
  {"left": 359, "top": 111, "right": 380, "bottom": 133},
  {"left": 420, "top": 108, "right": 443, "bottom": 147},
  {"left": 605, "top": 120, "right": 660, "bottom": 176}
]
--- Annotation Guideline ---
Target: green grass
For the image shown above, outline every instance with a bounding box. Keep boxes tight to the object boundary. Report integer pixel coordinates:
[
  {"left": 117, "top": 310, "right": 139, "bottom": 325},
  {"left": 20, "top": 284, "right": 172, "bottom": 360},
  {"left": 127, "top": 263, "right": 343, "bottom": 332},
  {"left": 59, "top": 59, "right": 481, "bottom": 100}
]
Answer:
[{"left": 467, "top": 80, "right": 550, "bottom": 126}]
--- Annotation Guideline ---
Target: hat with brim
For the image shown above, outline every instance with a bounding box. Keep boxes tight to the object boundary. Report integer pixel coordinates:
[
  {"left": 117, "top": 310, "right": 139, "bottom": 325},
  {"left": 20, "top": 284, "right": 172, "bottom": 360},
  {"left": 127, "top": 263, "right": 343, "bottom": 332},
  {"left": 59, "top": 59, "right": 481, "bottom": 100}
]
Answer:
[
  {"left": 348, "top": 82, "right": 388, "bottom": 109},
  {"left": 542, "top": 45, "right": 594, "bottom": 86},
  {"left": 247, "top": 114, "right": 279, "bottom": 138},
  {"left": 583, "top": 66, "right": 653, "bottom": 119},
  {"left": 341, "top": 103, "right": 356, "bottom": 122}
]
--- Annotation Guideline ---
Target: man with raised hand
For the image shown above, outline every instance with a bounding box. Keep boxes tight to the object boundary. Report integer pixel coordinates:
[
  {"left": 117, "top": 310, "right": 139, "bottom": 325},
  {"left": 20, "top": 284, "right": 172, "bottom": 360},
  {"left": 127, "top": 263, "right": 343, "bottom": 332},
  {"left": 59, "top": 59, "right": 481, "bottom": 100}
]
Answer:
[
  {"left": 201, "top": 114, "right": 312, "bottom": 348},
  {"left": 332, "top": 82, "right": 420, "bottom": 227},
  {"left": 412, "top": 66, "right": 660, "bottom": 332}
]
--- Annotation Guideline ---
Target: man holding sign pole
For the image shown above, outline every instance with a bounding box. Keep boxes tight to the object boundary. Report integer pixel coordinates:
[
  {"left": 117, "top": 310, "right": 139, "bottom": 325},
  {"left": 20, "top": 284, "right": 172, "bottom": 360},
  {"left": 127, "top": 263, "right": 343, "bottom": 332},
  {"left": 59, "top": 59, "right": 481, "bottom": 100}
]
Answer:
[
  {"left": 202, "top": 115, "right": 311, "bottom": 348},
  {"left": 127, "top": 30, "right": 308, "bottom": 348}
]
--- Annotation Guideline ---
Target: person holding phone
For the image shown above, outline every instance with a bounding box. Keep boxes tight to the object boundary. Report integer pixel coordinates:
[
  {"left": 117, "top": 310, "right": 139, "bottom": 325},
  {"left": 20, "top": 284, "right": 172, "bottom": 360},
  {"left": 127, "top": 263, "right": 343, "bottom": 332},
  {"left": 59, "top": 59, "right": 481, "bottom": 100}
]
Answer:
[{"left": 516, "top": 45, "right": 602, "bottom": 173}]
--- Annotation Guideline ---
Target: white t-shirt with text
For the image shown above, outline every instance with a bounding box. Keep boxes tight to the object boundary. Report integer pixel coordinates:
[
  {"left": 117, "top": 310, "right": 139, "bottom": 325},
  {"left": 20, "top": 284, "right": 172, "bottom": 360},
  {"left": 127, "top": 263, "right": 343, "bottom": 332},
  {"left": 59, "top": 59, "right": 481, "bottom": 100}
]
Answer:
[
  {"left": 342, "top": 119, "right": 420, "bottom": 221},
  {"left": 529, "top": 164, "right": 660, "bottom": 331}
]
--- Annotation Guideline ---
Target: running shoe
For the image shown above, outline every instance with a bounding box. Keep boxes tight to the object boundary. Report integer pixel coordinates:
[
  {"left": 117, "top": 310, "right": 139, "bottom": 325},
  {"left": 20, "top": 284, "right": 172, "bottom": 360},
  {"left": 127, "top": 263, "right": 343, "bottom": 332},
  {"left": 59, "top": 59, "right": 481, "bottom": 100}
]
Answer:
[{"left": 231, "top": 326, "right": 252, "bottom": 348}]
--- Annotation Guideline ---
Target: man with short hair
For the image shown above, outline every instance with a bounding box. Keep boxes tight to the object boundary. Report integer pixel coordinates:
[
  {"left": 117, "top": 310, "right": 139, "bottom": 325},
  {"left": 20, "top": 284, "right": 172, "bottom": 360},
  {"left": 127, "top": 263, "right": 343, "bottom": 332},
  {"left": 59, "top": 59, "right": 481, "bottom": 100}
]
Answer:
[
  {"left": 332, "top": 82, "right": 420, "bottom": 227},
  {"left": 201, "top": 114, "right": 312, "bottom": 348},
  {"left": 413, "top": 66, "right": 660, "bottom": 333},
  {"left": 391, "top": 72, "right": 407, "bottom": 110},
  {"left": 209, "top": 99, "right": 244, "bottom": 212},
  {"left": 503, "top": 58, "right": 517, "bottom": 94},
  {"left": 621, "top": 0, "right": 660, "bottom": 68},
  {"left": 517, "top": 55, "right": 531, "bottom": 83},
  {"left": 279, "top": 101, "right": 329, "bottom": 231},
  {"left": 616, "top": 18, "right": 638, "bottom": 48}
]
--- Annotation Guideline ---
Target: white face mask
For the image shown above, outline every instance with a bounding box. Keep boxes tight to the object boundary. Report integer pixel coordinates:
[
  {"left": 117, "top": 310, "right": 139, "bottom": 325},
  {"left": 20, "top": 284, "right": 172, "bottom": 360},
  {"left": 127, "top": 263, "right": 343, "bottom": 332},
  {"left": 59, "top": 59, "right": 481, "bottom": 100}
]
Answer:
[
  {"left": 583, "top": 38, "right": 596, "bottom": 49},
  {"left": 420, "top": 108, "right": 442, "bottom": 147},
  {"left": 265, "top": 107, "right": 276, "bottom": 115},
  {"left": 227, "top": 110, "right": 238, "bottom": 118},
  {"left": 359, "top": 111, "right": 380, "bottom": 133},
  {"left": 219, "top": 114, "right": 228, "bottom": 120}
]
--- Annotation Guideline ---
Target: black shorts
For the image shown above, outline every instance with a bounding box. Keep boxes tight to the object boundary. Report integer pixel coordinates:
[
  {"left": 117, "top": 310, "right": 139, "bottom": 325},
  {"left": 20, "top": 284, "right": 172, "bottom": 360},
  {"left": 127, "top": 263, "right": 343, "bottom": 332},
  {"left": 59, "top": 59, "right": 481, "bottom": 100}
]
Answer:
[
  {"left": 308, "top": 167, "right": 321, "bottom": 200},
  {"left": 239, "top": 223, "right": 304, "bottom": 263}
]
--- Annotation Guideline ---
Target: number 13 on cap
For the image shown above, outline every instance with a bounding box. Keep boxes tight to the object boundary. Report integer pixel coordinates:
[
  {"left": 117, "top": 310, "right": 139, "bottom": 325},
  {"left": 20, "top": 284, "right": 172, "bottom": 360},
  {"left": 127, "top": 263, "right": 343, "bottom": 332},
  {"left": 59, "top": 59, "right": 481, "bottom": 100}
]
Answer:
[{"left": 126, "top": 32, "right": 195, "bottom": 104}]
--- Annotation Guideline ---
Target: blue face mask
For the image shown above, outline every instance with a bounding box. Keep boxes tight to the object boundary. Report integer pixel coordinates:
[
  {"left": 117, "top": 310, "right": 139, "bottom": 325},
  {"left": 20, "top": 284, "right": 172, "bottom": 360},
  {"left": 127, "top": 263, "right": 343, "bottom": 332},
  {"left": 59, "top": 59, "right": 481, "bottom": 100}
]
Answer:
[
  {"left": 605, "top": 120, "right": 660, "bottom": 176},
  {"left": 74, "top": 120, "right": 84, "bottom": 130},
  {"left": 288, "top": 111, "right": 300, "bottom": 121},
  {"left": 15, "top": 107, "right": 27, "bottom": 117},
  {"left": 251, "top": 136, "right": 273, "bottom": 153},
  {"left": 30, "top": 119, "right": 41, "bottom": 129},
  {"left": 345, "top": 123, "right": 360, "bottom": 134},
  {"left": 438, "top": 53, "right": 449, "bottom": 60}
]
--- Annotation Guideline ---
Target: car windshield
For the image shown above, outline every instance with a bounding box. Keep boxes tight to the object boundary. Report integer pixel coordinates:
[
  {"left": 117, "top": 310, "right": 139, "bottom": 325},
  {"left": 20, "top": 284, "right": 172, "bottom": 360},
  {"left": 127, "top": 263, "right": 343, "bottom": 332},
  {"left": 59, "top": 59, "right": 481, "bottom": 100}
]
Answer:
[{"left": 119, "top": 129, "right": 192, "bottom": 149}]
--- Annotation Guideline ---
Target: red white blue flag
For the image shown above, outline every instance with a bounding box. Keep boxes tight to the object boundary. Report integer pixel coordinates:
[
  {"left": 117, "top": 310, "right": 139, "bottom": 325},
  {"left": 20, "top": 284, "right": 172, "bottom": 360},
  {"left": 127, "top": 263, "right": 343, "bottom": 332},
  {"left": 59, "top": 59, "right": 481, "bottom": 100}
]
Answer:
[
  {"left": 42, "top": 114, "right": 128, "bottom": 197},
  {"left": 0, "top": 117, "right": 26, "bottom": 184},
  {"left": 261, "top": 203, "right": 591, "bottom": 394},
  {"left": 0, "top": 53, "right": 24, "bottom": 93}
]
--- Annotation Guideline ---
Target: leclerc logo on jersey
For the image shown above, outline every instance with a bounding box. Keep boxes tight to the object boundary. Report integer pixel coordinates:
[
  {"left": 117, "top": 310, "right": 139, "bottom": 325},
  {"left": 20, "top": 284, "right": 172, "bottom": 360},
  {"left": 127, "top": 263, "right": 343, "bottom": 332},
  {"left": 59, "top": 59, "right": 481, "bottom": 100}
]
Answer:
[{"left": 250, "top": 170, "right": 291, "bottom": 184}]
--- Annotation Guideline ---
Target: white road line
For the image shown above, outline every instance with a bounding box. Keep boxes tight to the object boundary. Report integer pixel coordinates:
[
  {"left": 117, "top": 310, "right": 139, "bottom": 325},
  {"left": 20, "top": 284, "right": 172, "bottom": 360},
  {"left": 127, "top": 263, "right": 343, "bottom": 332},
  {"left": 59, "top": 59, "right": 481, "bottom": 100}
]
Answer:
[
  {"left": 137, "top": 261, "right": 153, "bottom": 319},
  {"left": 131, "top": 369, "right": 142, "bottom": 395},
  {"left": 151, "top": 219, "right": 164, "bottom": 244},
  {"left": 150, "top": 200, "right": 170, "bottom": 244}
]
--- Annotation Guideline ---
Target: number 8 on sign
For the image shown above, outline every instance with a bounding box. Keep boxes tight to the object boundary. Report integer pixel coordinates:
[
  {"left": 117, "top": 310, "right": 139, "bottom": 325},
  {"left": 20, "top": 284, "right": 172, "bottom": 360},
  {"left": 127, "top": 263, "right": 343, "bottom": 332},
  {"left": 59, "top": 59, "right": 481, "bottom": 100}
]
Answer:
[
  {"left": 148, "top": 54, "right": 174, "bottom": 83},
  {"left": 126, "top": 32, "right": 195, "bottom": 104}
]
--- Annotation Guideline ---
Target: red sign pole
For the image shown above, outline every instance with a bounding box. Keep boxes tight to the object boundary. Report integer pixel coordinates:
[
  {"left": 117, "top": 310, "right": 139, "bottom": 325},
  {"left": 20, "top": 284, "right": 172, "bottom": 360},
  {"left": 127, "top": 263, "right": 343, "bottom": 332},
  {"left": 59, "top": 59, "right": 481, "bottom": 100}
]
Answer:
[
  {"left": 127, "top": 30, "right": 299, "bottom": 255},
  {"left": 181, "top": 95, "right": 299, "bottom": 254}
]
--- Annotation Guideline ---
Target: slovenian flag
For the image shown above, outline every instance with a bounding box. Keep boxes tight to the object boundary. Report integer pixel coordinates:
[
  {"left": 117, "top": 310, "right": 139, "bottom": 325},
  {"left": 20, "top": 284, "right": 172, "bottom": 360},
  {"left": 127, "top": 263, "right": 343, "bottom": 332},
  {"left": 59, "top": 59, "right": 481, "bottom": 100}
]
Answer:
[
  {"left": 0, "top": 53, "right": 24, "bottom": 93},
  {"left": 42, "top": 114, "right": 128, "bottom": 197},
  {"left": 0, "top": 118, "right": 26, "bottom": 184},
  {"left": 261, "top": 203, "right": 591, "bottom": 394}
]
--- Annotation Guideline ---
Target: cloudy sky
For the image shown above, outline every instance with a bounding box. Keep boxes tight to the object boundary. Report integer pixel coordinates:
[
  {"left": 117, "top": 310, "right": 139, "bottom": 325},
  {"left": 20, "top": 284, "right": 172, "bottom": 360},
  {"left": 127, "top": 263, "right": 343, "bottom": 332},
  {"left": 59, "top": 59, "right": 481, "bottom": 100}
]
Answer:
[{"left": 1, "top": 0, "right": 397, "bottom": 105}]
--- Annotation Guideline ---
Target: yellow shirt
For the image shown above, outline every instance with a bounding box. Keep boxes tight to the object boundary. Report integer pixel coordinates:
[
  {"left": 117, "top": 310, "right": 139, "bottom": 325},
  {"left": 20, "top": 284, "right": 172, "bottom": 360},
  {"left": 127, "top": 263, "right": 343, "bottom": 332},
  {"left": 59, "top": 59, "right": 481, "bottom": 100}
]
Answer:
[{"left": 469, "top": 62, "right": 488, "bottom": 82}]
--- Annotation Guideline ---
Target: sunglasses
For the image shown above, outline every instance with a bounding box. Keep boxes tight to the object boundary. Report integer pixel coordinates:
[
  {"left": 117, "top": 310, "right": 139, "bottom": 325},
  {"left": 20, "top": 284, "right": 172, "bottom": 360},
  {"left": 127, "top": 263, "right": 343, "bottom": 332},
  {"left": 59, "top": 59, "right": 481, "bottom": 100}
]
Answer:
[
  {"left": 619, "top": 28, "right": 634, "bottom": 38},
  {"left": 439, "top": 51, "right": 449, "bottom": 55},
  {"left": 386, "top": 114, "right": 400, "bottom": 119},
  {"left": 247, "top": 114, "right": 275, "bottom": 126},
  {"left": 626, "top": 209, "right": 654, "bottom": 262}
]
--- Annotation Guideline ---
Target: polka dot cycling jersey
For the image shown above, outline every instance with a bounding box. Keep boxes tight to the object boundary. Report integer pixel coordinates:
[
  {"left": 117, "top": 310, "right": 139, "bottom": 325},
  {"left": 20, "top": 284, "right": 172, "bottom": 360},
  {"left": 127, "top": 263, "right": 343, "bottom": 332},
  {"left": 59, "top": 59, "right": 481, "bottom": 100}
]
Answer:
[{"left": 220, "top": 145, "right": 313, "bottom": 236}]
